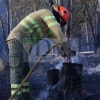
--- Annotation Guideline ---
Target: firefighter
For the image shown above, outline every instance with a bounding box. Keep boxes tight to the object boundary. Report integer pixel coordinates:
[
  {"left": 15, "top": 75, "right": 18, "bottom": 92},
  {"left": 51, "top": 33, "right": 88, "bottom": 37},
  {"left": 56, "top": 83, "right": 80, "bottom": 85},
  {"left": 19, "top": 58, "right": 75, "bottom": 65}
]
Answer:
[{"left": 6, "top": 5, "right": 76, "bottom": 100}]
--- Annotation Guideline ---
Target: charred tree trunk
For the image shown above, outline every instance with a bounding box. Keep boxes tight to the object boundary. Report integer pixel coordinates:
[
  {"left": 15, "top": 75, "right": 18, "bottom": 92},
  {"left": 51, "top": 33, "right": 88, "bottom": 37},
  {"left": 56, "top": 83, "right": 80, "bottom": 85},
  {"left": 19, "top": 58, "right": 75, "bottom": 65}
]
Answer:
[
  {"left": 85, "top": 4, "right": 95, "bottom": 39},
  {"left": 55, "top": 0, "right": 63, "bottom": 5},
  {"left": 60, "top": 0, "right": 63, "bottom": 5},
  {"left": 95, "top": 0, "right": 100, "bottom": 53},
  {"left": 48, "top": 0, "right": 54, "bottom": 8},
  {"left": 9, "top": 0, "right": 12, "bottom": 32},
  {"left": 33, "top": 0, "right": 38, "bottom": 11},
  {"left": 47, "top": 63, "right": 83, "bottom": 100},
  {"left": 47, "top": 69, "right": 60, "bottom": 86},
  {"left": 66, "top": 0, "right": 71, "bottom": 38},
  {"left": 61, "top": 63, "right": 83, "bottom": 100},
  {"left": 0, "top": 14, "right": 6, "bottom": 40},
  {"left": 4, "top": 0, "right": 11, "bottom": 36},
  {"left": 0, "top": 13, "right": 9, "bottom": 59}
]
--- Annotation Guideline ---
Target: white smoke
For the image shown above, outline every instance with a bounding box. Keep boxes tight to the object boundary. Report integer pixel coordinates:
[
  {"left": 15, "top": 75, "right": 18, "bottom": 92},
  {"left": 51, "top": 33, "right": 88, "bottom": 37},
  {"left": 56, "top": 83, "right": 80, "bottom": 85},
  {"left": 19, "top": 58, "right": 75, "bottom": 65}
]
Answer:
[
  {"left": 55, "top": 59, "right": 65, "bottom": 72},
  {"left": 54, "top": 56, "right": 80, "bottom": 71},
  {"left": 55, "top": 62, "right": 63, "bottom": 71},
  {"left": 71, "top": 55, "right": 81, "bottom": 63},
  {"left": 84, "top": 63, "right": 100, "bottom": 75},
  {"left": 35, "top": 91, "right": 49, "bottom": 100}
]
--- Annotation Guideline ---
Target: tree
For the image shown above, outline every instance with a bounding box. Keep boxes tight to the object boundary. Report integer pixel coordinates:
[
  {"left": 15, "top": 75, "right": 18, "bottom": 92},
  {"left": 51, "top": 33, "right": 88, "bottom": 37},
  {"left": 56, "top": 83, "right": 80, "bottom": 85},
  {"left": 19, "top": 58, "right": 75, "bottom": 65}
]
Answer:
[
  {"left": 0, "top": 13, "right": 9, "bottom": 66},
  {"left": 95, "top": 0, "right": 100, "bottom": 53},
  {"left": 97, "top": 0, "right": 100, "bottom": 38},
  {"left": 4, "top": 0, "right": 11, "bottom": 35},
  {"left": 48, "top": 0, "right": 53, "bottom": 8},
  {"left": 0, "top": 14, "right": 5, "bottom": 40},
  {"left": 66, "top": 0, "right": 72, "bottom": 38}
]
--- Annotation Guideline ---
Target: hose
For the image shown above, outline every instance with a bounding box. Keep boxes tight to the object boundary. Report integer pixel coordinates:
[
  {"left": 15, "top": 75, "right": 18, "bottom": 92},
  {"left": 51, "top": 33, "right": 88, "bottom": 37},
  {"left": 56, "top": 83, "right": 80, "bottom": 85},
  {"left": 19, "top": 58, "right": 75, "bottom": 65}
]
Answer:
[{"left": 8, "top": 42, "right": 60, "bottom": 100}]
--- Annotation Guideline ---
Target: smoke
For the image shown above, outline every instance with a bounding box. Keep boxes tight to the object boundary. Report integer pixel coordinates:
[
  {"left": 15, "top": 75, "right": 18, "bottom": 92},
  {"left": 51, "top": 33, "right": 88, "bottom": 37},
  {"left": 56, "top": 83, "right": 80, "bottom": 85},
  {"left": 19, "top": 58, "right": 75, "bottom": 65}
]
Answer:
[
  {"left": 71, "top": 55, "right": 81, "bottom": 63},
  {"left": 55, "top": 59, "right": 65, "bottom": 72},
  {"left": 35, "top": 91, "right": 49, "bottom": 100},
  {"left": 35, "top": 61, "right": 64, "bottom": 100},
  {"left": 55, "top": 62, "right": 63, "bottom": 71},
  {"left": 84, "top": 63, "right": 100, "bottom": 75}
]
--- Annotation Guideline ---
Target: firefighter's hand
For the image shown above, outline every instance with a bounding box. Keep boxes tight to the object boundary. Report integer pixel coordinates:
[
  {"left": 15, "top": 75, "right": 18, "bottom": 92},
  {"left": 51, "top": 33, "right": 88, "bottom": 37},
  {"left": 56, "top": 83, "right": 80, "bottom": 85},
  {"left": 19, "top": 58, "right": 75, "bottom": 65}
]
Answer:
[{"left": 60, "top": 42, "right": 76, "bottom": 57}]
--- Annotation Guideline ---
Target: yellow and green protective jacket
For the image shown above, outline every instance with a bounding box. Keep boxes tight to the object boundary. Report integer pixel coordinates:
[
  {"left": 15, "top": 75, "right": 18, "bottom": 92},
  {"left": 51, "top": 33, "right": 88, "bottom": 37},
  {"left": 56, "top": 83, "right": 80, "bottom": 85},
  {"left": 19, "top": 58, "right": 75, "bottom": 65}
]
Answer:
[{"left": 6, "top": 9, "right": 65, "bottom": 53}]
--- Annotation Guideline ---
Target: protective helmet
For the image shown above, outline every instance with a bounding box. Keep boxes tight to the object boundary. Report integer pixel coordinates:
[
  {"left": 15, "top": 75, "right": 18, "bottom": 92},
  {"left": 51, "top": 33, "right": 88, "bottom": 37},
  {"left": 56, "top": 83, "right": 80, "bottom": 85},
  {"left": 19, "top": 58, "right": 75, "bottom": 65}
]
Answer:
[{"left": 56, "top": 6, "right": 70, "bottom": 22}]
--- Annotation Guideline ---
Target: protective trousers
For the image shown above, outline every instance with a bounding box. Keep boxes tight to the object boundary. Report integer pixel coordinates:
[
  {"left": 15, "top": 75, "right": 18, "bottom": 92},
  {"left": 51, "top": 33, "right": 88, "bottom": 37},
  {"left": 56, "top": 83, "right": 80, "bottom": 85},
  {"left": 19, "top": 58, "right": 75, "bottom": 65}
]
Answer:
[{"left": 7, "top": 39, "right": 30, "bottom": 100}]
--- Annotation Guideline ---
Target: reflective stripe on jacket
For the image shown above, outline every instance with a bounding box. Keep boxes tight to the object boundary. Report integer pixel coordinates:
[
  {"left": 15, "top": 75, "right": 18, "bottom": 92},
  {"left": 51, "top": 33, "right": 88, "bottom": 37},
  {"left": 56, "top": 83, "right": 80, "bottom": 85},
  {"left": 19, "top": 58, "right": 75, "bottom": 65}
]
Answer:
[{"left": 6, "top": 9, "right": 64, "bottom": 53}]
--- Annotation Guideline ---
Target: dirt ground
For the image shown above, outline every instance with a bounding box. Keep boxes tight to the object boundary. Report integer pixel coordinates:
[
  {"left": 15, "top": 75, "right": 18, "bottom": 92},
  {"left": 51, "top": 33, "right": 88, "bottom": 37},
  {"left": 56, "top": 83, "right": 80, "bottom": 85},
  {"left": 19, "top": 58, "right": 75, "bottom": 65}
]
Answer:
[{"left": 0, "top": 55, "right": 100, "bottom": 100}]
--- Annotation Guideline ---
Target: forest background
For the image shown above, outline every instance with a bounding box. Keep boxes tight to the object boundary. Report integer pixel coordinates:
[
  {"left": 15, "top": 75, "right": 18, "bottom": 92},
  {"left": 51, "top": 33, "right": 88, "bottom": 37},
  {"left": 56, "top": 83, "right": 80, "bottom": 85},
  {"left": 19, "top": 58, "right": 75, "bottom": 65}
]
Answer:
[{"left": 0, "top": 0, "right": 100, "bottom": 100}]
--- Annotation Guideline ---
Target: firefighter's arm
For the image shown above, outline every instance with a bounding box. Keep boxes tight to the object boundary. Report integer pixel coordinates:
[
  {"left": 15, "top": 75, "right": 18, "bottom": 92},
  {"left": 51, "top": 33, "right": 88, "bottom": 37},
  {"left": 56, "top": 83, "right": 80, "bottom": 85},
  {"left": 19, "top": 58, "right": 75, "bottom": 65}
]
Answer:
[
  {"left": 41, "top": 11, "right": 76, "bottom": 57},
  {"left": 46, "top": 25, "right": 76, "bottom": 57},
  {"left": 41, "top": 10, "right": 66, "bottom": 44},
  {"left": 47, "top": 25, "right": 66, "bottom": 44}
]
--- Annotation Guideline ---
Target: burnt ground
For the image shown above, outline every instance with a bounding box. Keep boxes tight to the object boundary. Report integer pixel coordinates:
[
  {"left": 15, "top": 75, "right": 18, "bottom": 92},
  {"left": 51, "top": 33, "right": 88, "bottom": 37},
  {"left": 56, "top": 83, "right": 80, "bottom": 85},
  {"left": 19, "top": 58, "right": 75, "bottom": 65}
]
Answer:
[{"left": 0, "top": 54, "right": 100, "bottom": 100}]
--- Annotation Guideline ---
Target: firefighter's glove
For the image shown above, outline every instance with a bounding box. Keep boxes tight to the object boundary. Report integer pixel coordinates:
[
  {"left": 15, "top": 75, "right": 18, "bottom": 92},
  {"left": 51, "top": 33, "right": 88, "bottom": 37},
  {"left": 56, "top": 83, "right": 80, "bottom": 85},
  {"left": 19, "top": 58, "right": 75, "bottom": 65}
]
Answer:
[{"left": 60, "top": 42, "right": 76, "bottom": 57}]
